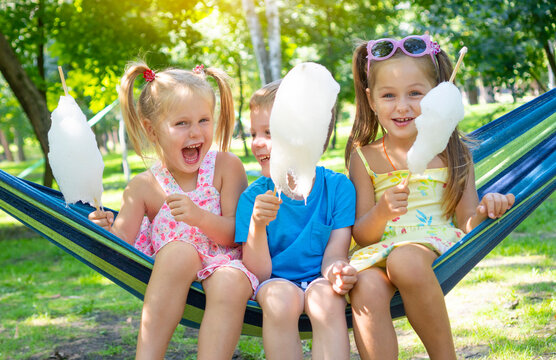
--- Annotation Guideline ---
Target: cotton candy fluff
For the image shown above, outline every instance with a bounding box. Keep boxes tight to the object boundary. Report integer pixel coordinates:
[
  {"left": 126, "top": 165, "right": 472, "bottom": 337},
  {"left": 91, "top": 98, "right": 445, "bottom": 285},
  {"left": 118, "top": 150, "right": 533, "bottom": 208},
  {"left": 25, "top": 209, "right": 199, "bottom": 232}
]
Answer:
[
  {"left": 48, "top": 95, "right": 104, "bottom": 207},
  {"left": 269, "top": 62, "right": 340, "bottom": 201},
  {"left": 407, "top": 82, "right": 465, "bottom": 174}
]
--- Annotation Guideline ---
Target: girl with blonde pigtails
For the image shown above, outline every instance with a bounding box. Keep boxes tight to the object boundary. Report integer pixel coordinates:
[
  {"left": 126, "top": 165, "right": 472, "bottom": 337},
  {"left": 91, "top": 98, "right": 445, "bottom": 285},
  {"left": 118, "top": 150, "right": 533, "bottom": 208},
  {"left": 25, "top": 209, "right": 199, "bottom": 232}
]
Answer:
[
  {"left": 345, "top": 35, "right": 515, "bottom": 359},
  {"left": 89, "top": 62, "right": 258, "bottom": 359}
]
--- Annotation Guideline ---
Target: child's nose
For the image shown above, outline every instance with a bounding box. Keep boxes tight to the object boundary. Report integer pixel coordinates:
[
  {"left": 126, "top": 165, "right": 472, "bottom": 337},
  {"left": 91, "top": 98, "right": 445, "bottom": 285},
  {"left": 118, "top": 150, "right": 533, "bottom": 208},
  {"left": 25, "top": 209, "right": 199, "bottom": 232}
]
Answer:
[
  {"left": 189, "top": 123, "right": 201, "bottom": 138},
  {"left": 396, "top": 98, "right": 410, "bottom": 114}
]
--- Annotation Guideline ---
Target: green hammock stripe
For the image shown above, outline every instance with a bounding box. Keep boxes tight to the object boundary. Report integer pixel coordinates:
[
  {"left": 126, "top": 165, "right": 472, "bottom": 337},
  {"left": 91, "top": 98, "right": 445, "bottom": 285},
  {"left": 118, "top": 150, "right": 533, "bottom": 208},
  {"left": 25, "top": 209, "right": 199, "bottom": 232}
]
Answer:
[
  {"left": 0, "top": 196, "right": 148, "bottom": 293},
  {"left": 475, "top": 112, "right": 556, "bottom": 186},
  {"left": 432, "top": 179, "right": 551, "bottom": 269},
  {"left": 0, "top": 180, "right": 152, "bottom": 269}
]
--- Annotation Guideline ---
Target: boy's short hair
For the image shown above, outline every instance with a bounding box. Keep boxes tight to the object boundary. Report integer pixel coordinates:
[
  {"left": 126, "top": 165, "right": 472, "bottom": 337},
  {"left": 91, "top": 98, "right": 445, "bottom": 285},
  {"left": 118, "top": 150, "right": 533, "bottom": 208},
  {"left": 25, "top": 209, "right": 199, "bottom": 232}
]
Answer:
[{"left": 249, "top": 79, "right": 282, "bottom": 110}]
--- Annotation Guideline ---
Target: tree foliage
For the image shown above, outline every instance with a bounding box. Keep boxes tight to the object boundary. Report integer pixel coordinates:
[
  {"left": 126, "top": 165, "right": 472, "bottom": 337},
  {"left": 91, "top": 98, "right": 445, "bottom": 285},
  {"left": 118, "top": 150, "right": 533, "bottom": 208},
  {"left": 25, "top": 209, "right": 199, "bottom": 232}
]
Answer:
[{"left": 412, "top": 0, "right": 555, "bottom": 94}]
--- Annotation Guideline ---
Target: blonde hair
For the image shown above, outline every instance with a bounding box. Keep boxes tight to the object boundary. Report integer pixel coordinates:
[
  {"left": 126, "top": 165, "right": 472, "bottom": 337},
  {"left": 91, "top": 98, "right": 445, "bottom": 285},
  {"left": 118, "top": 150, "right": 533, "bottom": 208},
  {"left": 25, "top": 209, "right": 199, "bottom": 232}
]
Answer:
[
  {"left": 345, "top": 40, "right": 472, "bottom": 219},
  {"left": 249, "top": 79, "right": 282, "bottom": 111},
  {"left": 119, "top": 61, "right": 235, "bottom": 161}
]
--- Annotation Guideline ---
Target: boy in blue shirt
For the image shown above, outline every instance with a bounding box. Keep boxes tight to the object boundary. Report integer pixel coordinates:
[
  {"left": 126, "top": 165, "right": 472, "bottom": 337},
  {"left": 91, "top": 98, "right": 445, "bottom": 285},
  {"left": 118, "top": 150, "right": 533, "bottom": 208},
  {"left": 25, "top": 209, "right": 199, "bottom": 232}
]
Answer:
[{"left": 235, "top": 80, "right": 357, "bottom": 359}]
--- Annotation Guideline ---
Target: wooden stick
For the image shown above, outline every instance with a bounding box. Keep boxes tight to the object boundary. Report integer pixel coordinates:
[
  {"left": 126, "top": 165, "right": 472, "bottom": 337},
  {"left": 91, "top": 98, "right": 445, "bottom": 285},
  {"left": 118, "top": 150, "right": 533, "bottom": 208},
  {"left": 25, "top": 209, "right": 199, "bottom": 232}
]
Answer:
[
  {"left": 449, "top": 46, "right": 468, "bottom": 83},
  {"left": 58, "top": 66, "right": 69, "bottom": 96}
]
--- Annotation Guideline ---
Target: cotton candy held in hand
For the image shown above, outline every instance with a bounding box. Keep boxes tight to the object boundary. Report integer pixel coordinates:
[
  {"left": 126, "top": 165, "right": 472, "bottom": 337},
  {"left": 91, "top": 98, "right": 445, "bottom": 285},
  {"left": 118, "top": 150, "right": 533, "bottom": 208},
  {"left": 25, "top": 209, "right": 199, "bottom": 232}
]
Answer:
[
  {"left": 269, "top": 62, "right": 340, "bottom": 201},
  {"left": 48, "top": 95, "right": 104, "bottom": 207},
  {"left": 407, "top": 82, "right": 465, "bottom": 174}
]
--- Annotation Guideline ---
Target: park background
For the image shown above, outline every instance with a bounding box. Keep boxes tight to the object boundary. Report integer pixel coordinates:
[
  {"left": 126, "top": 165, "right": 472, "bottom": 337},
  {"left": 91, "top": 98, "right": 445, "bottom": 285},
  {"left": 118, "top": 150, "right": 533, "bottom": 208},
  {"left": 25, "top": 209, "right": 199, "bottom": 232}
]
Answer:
[{"left": 0, "top": 1, "right": 554, "bottom": 359}]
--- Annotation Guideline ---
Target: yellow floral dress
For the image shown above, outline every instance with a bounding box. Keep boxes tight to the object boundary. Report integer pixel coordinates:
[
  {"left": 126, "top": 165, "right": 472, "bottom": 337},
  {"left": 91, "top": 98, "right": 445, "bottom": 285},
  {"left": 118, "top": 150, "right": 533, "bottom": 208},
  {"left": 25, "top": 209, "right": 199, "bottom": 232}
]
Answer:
[{"left": 349, "top": 148, "right": 464, "bottom": 272}]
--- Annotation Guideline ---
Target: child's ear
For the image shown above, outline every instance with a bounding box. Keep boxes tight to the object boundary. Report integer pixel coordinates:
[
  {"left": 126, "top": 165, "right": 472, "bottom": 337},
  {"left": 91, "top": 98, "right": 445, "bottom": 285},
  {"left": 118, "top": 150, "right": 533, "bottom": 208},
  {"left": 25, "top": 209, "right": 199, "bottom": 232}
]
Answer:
[
  {"left": 143, "top": 119, "right": 157, "bottom": 142},
  {"left": 365, "top": 88, "right": 376, "bottom": 112}
]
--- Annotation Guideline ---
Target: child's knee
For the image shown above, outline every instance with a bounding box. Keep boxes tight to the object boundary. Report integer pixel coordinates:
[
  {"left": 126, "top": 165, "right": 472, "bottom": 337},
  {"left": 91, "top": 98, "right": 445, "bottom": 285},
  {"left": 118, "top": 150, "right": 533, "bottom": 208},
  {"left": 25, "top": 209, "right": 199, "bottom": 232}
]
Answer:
[
  {"left": 205, "top": 267, "right": 253, "bottom": 304},
  {"left": 386, "top": 245, "right": 435, "bottom": 287},
  {"left": 350, "top": 268, "right": 395, "bottom": 309},
  {"left": 257, "top": 282, "right": 304, "bottom": 321},
  {"left": 305, "top": 281, "right": 345, "bottom": 316}
]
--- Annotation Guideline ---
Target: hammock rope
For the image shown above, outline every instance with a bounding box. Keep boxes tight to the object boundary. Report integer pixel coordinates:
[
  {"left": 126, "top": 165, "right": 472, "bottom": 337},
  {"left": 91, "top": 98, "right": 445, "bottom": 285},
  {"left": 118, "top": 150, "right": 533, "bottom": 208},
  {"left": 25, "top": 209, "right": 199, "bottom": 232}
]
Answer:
[{"left": 1, "top": 89, "right": 555, "bottom": 338}]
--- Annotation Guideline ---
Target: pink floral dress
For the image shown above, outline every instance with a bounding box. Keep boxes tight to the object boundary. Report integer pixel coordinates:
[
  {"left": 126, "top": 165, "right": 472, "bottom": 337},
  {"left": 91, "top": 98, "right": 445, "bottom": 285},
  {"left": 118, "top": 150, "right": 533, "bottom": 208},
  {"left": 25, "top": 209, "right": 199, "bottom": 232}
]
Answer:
[{"left": 133, "top": 150, "right": 258, "bottom": 291}]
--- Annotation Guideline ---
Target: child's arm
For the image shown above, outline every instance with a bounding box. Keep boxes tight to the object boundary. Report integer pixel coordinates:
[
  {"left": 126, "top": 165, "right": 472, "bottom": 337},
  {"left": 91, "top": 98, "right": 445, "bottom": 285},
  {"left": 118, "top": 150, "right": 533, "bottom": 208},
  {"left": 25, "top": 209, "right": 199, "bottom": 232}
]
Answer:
[
  {"left": 455, "top": 166, "right": 515, "bottom": 233},
  {"left": 321, "top": 227, "right": 357, "bottom": 295},
  {"left": 349, "top": 151, "right": 409, "bottom": 247},
  {"left": 88, "top": 173, "right": 152, "bottom": 245},
  {"left": 167, "top": 152, "right": 248, "bottom": 247},
  {"left": 242, "top": 190, "right": 281, "bottom": 281}
]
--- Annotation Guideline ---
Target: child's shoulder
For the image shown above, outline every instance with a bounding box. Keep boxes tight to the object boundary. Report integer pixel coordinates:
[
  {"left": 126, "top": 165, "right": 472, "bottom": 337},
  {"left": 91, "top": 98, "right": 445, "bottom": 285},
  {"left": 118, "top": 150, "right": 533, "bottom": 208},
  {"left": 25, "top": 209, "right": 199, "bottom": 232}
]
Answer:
[{"left": 214, "top": 150, "right": 244, "bottom": 173}]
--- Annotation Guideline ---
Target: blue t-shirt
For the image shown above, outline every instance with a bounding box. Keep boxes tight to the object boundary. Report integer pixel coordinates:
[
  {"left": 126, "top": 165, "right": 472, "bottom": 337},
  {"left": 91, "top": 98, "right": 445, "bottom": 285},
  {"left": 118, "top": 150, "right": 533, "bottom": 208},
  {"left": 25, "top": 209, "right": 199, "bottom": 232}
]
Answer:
[{"left": 235, "top": 166, "right": 356, "bottom": 283}]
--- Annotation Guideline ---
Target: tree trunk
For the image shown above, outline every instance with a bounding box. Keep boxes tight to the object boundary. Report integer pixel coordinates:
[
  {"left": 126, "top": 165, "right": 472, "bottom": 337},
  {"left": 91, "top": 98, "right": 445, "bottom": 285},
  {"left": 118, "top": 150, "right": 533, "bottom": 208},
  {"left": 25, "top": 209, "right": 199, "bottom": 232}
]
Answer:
[
  {"left": 236, "top": 59, "right": 250, "bottom": 157},
  {"left": 13, "top": 127, "right": 26, "bottom": 162},
  {"left": 465, "top": 78, "right": 479, "bottom": 105},
  {"left": 0, "top": 31, "right": 53, "bottom": 186},
  {"left": 242, "top": 0, "right": 272, "bottom": 85},
  {"left": 0, "top": 130, "right": 14, "bottom": 162},
  {"left": 265, "top": 0, "right": 281, "bottom": 81},
  {"left": 543, "top": 40, "right": 556, "bottom": 78}
]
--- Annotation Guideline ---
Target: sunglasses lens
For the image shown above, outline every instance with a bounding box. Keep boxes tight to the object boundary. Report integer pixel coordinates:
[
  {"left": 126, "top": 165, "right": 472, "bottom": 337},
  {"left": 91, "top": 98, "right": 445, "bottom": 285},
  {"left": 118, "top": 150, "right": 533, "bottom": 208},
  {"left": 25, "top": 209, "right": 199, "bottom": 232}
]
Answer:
[
  {"left": 371, "top": 41, "right": 395, "bottom": 58},
  {"left": 403, "top": 38, "right": 427, "bottom": 55}
]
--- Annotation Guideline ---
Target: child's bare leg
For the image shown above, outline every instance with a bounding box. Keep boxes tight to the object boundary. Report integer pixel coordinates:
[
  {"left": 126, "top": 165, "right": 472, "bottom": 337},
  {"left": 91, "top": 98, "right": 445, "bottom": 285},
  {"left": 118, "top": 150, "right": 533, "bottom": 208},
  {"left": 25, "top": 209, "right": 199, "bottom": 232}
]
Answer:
[
  {"left": 387, "top": 244, "right": 456, "bottom": 360},
  {"left": 197, "top": 267, "right": 253, "bottom": 360},
  {"left": 256, "top": 280, "right": 305, "bottom": 360},
  {"left": 350, "top": 267, "right": 397, "bottom": 360},
  {"left": 305, "top": 279, "right": 350, "bottom": 360},
  {"left": 136, "top": 242, "right": 201, "bottom": 360}
]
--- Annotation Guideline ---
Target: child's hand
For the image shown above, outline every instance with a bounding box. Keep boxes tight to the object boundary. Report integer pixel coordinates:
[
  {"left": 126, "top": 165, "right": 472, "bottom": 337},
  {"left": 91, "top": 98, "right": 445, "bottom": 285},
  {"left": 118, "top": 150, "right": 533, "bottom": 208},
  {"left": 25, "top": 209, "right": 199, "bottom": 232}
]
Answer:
[
  {"left": 377, "top": 180, "right": 410, "bottom": 221},
  {"left": 166, "top": 194, "right": 202, "bottom": 226},
  {"left": 252, "top": 190, "right": 281, "bottom": 227},
  {"left": 88, "top": 209, "right": 114, "bottom": 231},
  {"left": 477, "top": 193, "right": 515, "bottom": 219},
  {"left": 329, "top": 261, "right": 357, "bottom": 295}
]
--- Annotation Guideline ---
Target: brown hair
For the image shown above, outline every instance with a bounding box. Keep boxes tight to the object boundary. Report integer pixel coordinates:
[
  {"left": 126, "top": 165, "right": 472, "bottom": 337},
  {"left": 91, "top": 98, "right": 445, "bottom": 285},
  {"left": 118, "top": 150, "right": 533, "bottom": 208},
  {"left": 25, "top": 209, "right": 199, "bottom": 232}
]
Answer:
[
  {"left": 119, "top": 61, "right": 235, "bottom": 162},
  {"left": 345, "top": 40, "right": 472, "bottom": 219}
]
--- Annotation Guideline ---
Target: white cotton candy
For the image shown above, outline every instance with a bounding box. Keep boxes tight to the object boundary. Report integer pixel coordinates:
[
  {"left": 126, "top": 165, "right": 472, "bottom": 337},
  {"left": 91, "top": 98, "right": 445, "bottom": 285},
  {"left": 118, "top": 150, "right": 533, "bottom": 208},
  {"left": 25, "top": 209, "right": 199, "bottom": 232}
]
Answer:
[
  {"left": 407, "top": 82, "right": 465, "bottom": 174},
  {"left": 48, "top": 95, "right": 104, "bottom": 207},
  {"left": 269, "top": 62, "right": 340, "bottom": 202}
]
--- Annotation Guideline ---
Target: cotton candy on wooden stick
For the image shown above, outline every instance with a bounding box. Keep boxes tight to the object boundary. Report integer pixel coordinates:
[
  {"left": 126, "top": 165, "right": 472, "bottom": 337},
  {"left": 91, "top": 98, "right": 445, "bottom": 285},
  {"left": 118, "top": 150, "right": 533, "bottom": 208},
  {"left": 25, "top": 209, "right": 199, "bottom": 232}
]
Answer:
[
  {"left": 269, "top": 62, "right": 340, "bottom": 201},
  {"left": 48, "top": 66, "right": 104, "bottom": 209},
  {"left": 406, "top": 47, "right": 467, "bottom": 176}
]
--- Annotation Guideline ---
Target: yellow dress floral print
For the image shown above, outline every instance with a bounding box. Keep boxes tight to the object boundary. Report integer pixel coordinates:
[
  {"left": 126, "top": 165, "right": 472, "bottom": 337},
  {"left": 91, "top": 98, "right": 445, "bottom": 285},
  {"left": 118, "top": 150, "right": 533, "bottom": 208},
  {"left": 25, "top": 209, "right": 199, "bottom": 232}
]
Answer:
[{"left": 349, "top": 148, "right": 464, "bottom": 272}]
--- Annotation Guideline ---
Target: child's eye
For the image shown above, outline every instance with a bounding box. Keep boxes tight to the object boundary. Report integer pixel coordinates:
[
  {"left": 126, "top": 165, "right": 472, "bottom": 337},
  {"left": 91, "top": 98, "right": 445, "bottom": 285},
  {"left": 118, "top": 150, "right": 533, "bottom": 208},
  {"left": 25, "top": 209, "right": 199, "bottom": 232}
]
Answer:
[
  {"left": 265, "top": 130, "right": 271, "bottom": 136},
  {"left": 382, "top": 93, "right": 394, "bottom": 98},
  {"left": 410, "top": 91, "right": 423, "bottom": 96},
  {"left": 249, "top": 132, "right": 256, "bottom": 138},
  {"left": 200, "top": 118, "right": 210, "bottom": 123}
]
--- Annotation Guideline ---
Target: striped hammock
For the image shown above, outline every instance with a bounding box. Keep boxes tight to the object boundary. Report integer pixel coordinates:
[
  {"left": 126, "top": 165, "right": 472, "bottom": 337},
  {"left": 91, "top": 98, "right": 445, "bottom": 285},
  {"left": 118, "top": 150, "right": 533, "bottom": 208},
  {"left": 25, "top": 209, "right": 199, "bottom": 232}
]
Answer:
[{"left": 1, "top": 89, "right": 554, "bottom": 339}]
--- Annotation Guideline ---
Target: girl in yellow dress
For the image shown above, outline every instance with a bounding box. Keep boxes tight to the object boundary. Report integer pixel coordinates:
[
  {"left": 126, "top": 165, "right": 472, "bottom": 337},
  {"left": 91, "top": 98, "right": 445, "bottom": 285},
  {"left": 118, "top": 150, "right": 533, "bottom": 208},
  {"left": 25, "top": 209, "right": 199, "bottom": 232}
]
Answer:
[{"left": 344, "top": 35, "right": 515, "bottom": 360}]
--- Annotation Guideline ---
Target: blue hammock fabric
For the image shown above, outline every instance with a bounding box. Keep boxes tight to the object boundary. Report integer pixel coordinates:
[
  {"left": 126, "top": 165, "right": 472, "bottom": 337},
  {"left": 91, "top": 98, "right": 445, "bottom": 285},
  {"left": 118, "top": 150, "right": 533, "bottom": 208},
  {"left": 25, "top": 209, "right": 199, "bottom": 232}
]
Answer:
[{"left": 0, "top": 89, "right": 555, "bottom": 338}]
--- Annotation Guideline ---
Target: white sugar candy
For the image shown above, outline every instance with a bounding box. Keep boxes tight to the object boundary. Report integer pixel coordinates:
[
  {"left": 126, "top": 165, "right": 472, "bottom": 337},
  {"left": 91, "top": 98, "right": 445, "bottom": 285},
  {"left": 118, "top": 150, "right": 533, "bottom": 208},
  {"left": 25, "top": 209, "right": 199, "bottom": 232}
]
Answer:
[
  {"left": 407, "top": 82, "right": 465, "bottom": 174},
  {"left": 48, "top": 95, "right": 104, "bottom": 207},
  {"left": 269, "top": 62, "right": 340, "bottom": 201}
]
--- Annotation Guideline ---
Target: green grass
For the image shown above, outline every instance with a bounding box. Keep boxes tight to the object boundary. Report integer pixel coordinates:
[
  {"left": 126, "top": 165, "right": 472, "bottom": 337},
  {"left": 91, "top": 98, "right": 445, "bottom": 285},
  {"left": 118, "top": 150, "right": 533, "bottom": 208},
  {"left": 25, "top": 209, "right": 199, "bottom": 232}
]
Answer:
[{"left": 0, "top": 102, "right": 554, "bottom": 359}]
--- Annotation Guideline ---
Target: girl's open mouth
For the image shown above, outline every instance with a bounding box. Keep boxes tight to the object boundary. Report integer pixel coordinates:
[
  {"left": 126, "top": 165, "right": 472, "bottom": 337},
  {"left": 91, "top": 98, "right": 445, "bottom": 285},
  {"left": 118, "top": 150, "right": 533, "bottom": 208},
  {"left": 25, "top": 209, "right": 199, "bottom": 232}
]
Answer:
[{"left": 182, "top": 144, "right": 202, "bottom": 164}]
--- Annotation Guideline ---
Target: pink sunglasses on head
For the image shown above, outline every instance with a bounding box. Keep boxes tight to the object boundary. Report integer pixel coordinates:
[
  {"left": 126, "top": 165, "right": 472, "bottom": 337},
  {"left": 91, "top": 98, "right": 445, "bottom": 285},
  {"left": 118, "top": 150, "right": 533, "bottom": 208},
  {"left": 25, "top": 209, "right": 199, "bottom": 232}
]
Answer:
[{"left": 366, "top": 34, "right": 441, "bottom": 72}]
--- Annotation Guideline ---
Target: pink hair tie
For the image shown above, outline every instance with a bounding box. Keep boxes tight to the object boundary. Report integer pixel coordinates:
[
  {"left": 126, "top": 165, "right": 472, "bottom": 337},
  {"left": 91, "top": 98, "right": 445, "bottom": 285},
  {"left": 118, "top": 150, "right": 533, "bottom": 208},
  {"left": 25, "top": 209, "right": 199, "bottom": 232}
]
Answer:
[
  {"left": 143, "top": 69, "right": 155, "bottom": 82},
  {"left": 193, "top": 64, "right": 205, "bottom": 74},
  {"left": 431, "top": 41, "right": 441, "bottom": 55}
]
